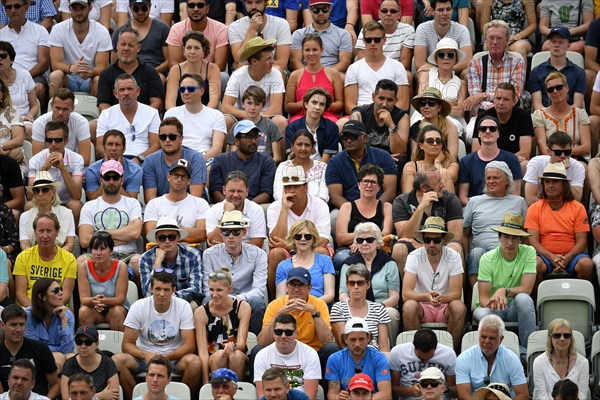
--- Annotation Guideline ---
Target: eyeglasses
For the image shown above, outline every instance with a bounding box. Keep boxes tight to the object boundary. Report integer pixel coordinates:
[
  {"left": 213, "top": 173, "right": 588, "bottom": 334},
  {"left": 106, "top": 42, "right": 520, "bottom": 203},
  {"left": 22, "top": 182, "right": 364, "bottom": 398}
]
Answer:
[
  {"left": 45, "top": 137, "right": 64, "bottom": 143},
  {"left": 419, "top": 100, "right": 439, "bottom": 108},
  {"left": 129, "top": 124, "right": 136, "bottom": 142},
  {"left": 273, "top": 329, "right": 295, "bottom": 336},
  {"left": 347, "top": 280, "right": 367, "bottom": 287},
  {"left": 239, "top": 134, "right": 259, "bottom": 141},
  {"left": 102, "top": 174, "right": 121, "bottom": 181},
  {"left": 380, "top": 8, "right": 398, "bottom": 13},
  {"left": 75, "top": 337, "right": 94, "bottom": 346},
  {"left": 156, "top": 234, "right": 178, "bottom": 242},
  {"left": 209, "top": 272, "right": 228, "bottom": 280},
  {"left": 187, "top": 2, "right": 206, "bottom": 8},
  {"left": 341, "top": 133, "right": 361, "bottom": 141},
  {"left": 159, "top": 133, "right": 180, "bottom": 141},
  {"left": 484, "top": 376, "right": 490, "bottom": 385},
  {"left": 294, "top": 233, "right": 313, "bottom": 241},
  {"left": 487, "top": 384, "right": 511, "bottom": 397},
  {"left": 0, "top": 52, "right": 8, "bottom": 59},
  {"left": 310, "top": 5, "right": 330, "bottom": 13},
  {"left": 360, "top": 179, "right": 379, "bottom": 186},
  {"left": 477, "top": 125, "right": 498, "bottom": 133},
  {"left": 551, "top": 332, "right": 572, "bottom": 339},
  {"left": 132, "top": 5, "right": 148, "bottom": 12},
  {"left": 287, "top": 281, "right": 307, "bottom": 288},
  {"left": 170, "top": 172, "right": 189, "bottom": 180},
  {"left": 422, "top": 237, "right": 443, "bottom": 244},
  {"left": 364, "top": 37, "right": 384, "bottom": 44},
  {"left": 50, "top": 286, "right": 63, "bottom": 294},
  {"left": 437, "top": 51, "right": 456, "bottom": 59},
  {"left": 282, "top": 176, "right": 302, "bottom": 183},
  {"left": 420, "top": 381, "right": 442, "bottom": 388},
  {"left": 546, "top": 84, "right": 565, "bottom": 93},
  {"left": 356, "top": 237, "right": 376, "bottom": 244},
  {"left": 4, "top": 3, "right": 23, "bottom": 10},
  {"left": 154, "top": 267, "right": 174, "bottom": 273},
  {"left": 222, "top": 229, "right": 242, "bottom": 237},
  {"left": 33, "top": 187, "right": 51, "bottom": 194},
  {"left": 178, "top": 85, "right": 201, "bottom": 94},
  {"left": 551, "top": 148, "right": 572, "bottom": 156},
  {"left": 424, "top": 137, "right": 443, "bottom": 145}
]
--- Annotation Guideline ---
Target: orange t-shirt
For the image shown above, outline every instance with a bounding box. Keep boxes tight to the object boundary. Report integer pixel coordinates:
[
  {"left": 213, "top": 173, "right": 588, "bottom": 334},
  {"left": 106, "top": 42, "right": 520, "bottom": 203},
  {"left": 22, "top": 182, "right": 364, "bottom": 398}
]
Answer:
[{"left": 525, "top": 200, "right": 589, "bottom": 255}]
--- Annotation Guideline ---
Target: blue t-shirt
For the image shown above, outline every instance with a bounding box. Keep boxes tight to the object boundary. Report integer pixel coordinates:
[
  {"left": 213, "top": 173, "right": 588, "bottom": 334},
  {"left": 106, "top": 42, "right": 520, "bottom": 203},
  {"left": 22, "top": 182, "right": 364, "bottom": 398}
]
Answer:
[
  {"left": 264, "top": 0, "right": 299, "bottom": 19},
  {"left": 85, "top": 157, "right": 143, "bottom": 194},
  {"left": 142, "top": 147, "right": 207, "bottom": 197},
  {"left": 275, "top": 253, "right": 335, "bottom": 297},
  {"left": 458, "top": 150, "right": 522, "bottom": 198},
  {"left": 260, "top": 389, "right": 309, "bottom": 400},
  {"left": 528, "top": 59, "right": 587, "bottom": 108},
  {"left": 325, "top": 347, "right": 391, "bottom": 392},
  {"left": 585, "top": 18, "right": 600, "bottom": 64}
]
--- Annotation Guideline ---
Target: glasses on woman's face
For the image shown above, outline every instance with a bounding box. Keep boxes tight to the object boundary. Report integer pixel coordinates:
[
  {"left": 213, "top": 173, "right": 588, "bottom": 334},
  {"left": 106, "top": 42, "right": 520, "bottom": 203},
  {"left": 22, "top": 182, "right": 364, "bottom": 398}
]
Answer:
[
  {"left": 551, "top": 332, "right": 572, "bottom": 339},
  {"left": 423, "top": 137, "right": 443, "bottom": 145},
  {"left": 356, "top": 237, "right": 376, "bottom": 244},
  {"left": 360, "top": 179, "right": 379, "bottom": 186},
  {"left": 294, "top": 233, "right": 313, "bottom": 241},
  {"left": 546, "top": 84, "right": 565, "bottom": 93},
  {"left": 347, "top": 279, "right": 367, "bottom": 287},
  {"left": 49, "top": 286, "right": 63, "bottom": 295},
  {"left": 33, "top": 187, "right": 51, "bottom": 195},
  {"left": 419, "top": 100, "right": 439, "bottom": 108},
  {"left": 75, "top": 337, "right": 95, "bottom": 346},
  {"left": 437, "top": 51, "right": 456, "bottom": 59}
]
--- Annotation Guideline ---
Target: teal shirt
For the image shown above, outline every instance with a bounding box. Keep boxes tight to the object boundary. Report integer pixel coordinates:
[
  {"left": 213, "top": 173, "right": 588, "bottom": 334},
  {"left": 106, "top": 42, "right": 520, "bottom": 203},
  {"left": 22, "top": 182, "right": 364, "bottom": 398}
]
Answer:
[{"left": 340, "top": 259, "right": 400, "bottom": 301}]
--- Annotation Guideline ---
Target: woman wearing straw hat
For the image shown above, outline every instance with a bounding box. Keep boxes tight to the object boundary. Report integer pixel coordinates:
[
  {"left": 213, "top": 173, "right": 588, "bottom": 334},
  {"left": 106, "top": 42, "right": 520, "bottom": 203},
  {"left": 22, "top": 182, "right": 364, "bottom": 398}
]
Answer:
[
  {"left": 409, "top": 87, "right": 459, "bottom": 162},
  {"left": 472, "top": 383, "right": 512, "bottom": 400}
]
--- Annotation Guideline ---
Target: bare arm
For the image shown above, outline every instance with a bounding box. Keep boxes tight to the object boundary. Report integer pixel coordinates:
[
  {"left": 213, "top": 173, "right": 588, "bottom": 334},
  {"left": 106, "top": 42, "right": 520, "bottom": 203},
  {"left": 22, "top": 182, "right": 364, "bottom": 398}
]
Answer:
[
  {"left": 458, "top": 182, "right": 469, "bottom": 206},
  {"left": 15, "top": 275, "right": 30, "bottom": 306},
  {"left": 402, "top": 272, "right": 430, "bottom": 302},
  {"left": 344, "top": 84, "right": 358, "bottom": 115},
  {"left": 328, "top": 184, "right": 348, "bottom": 209},
  {"left": 524, "top": 182, "right": 539, "bottom": 206},
  {"left": 379, "top": 175, "right": 397, "bottom": 203},
  {"left": 457, "top": 383, "right": 473, "bottom": 400},
  {"left": 414, "top": 45, "right": 428, "bottom": 71},
  {"left": 221, "top": 96, "right": 247, "bottom": 120},
  {"left": 139, "top": 133, "right": 160, "bottom": 158},
  {"left": 46, "top": 371, "right": 61, "bottom": 400},
  {"left": 31, "top": 46, "right": 50, "bottom": 78},
  {"left": 163, "top": 329, "right": 196, "bottom": 360}
]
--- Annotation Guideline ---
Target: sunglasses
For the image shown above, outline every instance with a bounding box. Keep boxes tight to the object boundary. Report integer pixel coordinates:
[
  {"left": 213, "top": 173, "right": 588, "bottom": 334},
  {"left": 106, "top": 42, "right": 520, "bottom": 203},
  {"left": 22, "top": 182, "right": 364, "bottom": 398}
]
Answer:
[
  {"left": 179, "top": 85, "right": 201, "bottom": 94},
  {"left": 222, "top": 229, "right": 242, "bottom": 237},
  {"left": 422, "top": 237, "right": 443, "bottom": 244},
  {"left": 50, "top": 286, "right": 63, "bottom": 294},
  {"left": 155, "top": 267, "right": 174, "bottom": 273},
  {"left": 354, "top": 365, "right": 362, "bottom": 374},
  {"left": 187, "top": 2, "right": 206, "bottom": 8},
  {"left": 209, "top": 271, "right": 228, "bottom": 280},
  {"left": 0, "top": 52, "right": 8, "bottom": 60},
  {"left": 360, "top": 179, "right": 378, "bottom": 186},
  {"left": 102, "top": 174, "right": 121, "bottom": 181},
  {"left": 347, "top": 280, "right": 367, "bottom": 287},
  {"left": 282, "top": 176, "right": 302, "bottom": 183},
  {"left": 33, "top": 187, "right": 51, "bottom": 194},
  {"left": 477, "top": 125, "right": 498, "bottom": 133},
  {"left": 364, "top": 37, "right": 384, "bottom": 44},
  {"left": 132, "top": 5, "right": 148, "bottom": 12},
  {"left": 546, "top": 84, "right": 565, "bottom": 93},
  {"left": 551, "top": 332, "right": 572, "bottom": 339},
  {"left": 273, "top": 329, "right": 295, "bottom": 336},
  {"left": 419, "top": 100, "right": 439, "bottom": 108},
  {"left": 45, "top": 137, "right": 64, "bottom": 143},
  {"left": 380, "top": 8, "right": 398, "bottom": 13},
  {"left": 551, "top": 148, "right": 572, "bottom": 156},
  {"left": 310, "top": 5, "right": 330, "bottom": 13},
  {"left": 424, "top": 137, "right": 443, "bottom": 145},
  {"left": 75, "top": 337, "right": 94, "bottom": 346},
  {"left": 156, "top": 234, "right": 178, "bottom": 242},
  {"left": 159, "top": 133, "right": 179, "bottom": 141},
  {"left": 420, "top": 381, "right": 442, "bottom": 389},
  {"left": 294, "top": 233, "right": 313, "bottom": 241},
  {"left": 437, "top": 51, "right": 456, "bottom": 59},
  {"left": 129, "top": 124, "right": 136, "bottom": 142},
  {"left": 4, "top": 3, "right": 23, "bottom": 10},
  {"left": 356, "top": 237, "right": 376, "bottom": 244},
  {"left": 341, "top": 133, "right": 361, "bottom": 141}
]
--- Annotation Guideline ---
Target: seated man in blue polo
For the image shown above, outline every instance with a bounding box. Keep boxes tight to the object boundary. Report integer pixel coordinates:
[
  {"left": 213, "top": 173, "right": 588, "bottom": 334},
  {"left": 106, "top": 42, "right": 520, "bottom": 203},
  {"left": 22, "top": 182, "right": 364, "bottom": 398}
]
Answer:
[
  {"left": 325, "top": 317, "right": 392, "bottom": 399},
  {"left": 325, "top": 120, "right": 397, "bottom": 210}
]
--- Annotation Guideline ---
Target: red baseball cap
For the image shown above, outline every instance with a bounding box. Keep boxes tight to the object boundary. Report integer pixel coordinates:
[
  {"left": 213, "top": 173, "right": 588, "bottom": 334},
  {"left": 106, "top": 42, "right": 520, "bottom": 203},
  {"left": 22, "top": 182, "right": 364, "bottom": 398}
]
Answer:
[{"left": 348, "top": 374, "right": 374, "bottom": 392}]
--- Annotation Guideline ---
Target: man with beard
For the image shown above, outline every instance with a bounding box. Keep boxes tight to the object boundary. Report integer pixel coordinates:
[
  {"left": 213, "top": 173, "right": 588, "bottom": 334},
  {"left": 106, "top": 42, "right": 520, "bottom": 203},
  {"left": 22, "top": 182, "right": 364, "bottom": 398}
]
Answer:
[
  {"left": 111, "top": 0, "right": 171, "bottom": 79},
  {"left": 31, "top": 89, "right": 92, "bottom": 166},
  {"left": 143, "top": 117, "right": 206, "bottom": 202},
  {"left": 326, "top": 317, "right": 391, "bottom": 400},
  {"left": 456, "top": 315, "right": 528, "bottom": 399},
  {"left": 1, "top": 359, "right": 48, "bottom": 400},
  {"left": 97, "top": 28, "right": 164, "bottom": 111},
  {"left": 78, "top": 160, "right": 142, "bottom": 265},
  {"left": 166, "top": 0, "right": 228, "bottom": 72},
  {"left": 209, "top": 120, "right": 276, "bottom": 204},
  {"left": 205, "top": 170, "right": 267, "bottom": 248},
  {"left": 47, "top": 0, "right": 112, "bottom": 97}
]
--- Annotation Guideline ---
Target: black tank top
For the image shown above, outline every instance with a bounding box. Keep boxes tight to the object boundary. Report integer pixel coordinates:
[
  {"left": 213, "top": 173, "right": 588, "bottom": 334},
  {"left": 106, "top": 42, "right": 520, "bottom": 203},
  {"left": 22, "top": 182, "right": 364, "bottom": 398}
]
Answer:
[
  {"left": 348, "top": 201, "right": 384, "bottom": 233},
  {"left": 203, "top": 298, "right": 242, "bottom": 354}
]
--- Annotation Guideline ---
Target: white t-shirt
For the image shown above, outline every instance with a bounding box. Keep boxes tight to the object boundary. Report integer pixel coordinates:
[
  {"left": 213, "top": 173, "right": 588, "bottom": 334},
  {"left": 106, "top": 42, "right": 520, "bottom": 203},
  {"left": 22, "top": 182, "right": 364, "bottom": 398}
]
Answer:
[
  {"left": 79, "top": 195, "right": 142, "bottom": 254},
  {"left": 594, "top": 71, "right": 600, "bottom": 92},
  {"left": 0, "top": 21, "right": 49, "bottom": 71},
  {"left": 205, "top": 199, "right": 267, "bottom": 240},
  {"left": 96, "top": 103, "right": 160, "bottom": 157},
  {"left": 115, "top": 0, "right": 174, "bottom": 21},
  {"left": 345, "top": 57, "right": 408, "bottom": 106},
  {"left": 32, "top": 111, "right": 91, "bottom": 153},
  {"left": 27, "top": 148, "right": 84, "bottom": 203},
  {"left": 59, "top": 0, "right": 112, "bottom": 23},
  {"left": 524, "top": 156, "right": 585, "bottom": 187},
  {"left": 404, "top": 247, "right": 463, "bottom": 294},
  {"left": 144, "top": 194, "right": 209, "bottom": 228},
  {"left": 224, "top": 66, "right": 286, "bottom": 111},
  {"left": 163, "top": 105, "right": 226, "bottom": 154},
  {"left": 266, "top": 194, "right": 332, "bottom": 243},
  {"left": 19, "top": 205, "right": 76, "bottom": 246},
  {"left": 9, "top": 69, "right": 35, "bottom": 117},
  {"left": 228, "top": 15, "right": 292, "bottom": 63},
  {"left": 253, "top": 341, "right": 321, "bottom": 392},
  {"left": 124, "top": 296, "right": 194, "bottom": 355},
  {"left": 48, "top": 19, "right": 112, "bottom": 68},
  {"left": 388, "top": 342, "right": 457, "bottom": 400}
]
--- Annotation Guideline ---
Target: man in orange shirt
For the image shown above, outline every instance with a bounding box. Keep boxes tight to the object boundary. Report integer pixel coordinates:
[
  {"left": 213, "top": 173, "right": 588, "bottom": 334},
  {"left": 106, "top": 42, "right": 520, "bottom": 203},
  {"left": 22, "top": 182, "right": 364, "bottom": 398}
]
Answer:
[{"left": 524, "top": 162, "right": 593, "bottom": 293}]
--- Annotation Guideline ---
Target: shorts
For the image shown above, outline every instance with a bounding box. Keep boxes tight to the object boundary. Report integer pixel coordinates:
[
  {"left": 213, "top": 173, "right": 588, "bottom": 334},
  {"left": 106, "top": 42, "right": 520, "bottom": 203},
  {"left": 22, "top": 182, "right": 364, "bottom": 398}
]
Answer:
[
  {"left": 135, "top": 358, "right": 179, "bottom": 375},
  {"left": 420, "top": 302, "right": 448, "bottom": 323},
  {"left": 538, "top": 253, "right": 590, "bottom": 275},
  {"left": 66, "top": 74, "right": 91, "bottom": 93}
]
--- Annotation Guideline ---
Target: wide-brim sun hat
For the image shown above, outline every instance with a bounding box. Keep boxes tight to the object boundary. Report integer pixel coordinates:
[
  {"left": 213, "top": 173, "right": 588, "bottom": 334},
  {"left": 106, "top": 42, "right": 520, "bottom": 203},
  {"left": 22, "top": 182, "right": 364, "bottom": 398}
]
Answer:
[
  {"left": 490, "top": 213, "right": 530, "bottom": 237},
  {"left": 413, "top": 216, "right": 455, "bottom": 243},
  {"left": 26, "top": 171, "right": 61, "bottom": 192},
  {"left": 427, "top": 37, "right": 466, "bottom": 65},
  {"left": 146, "top": 215, "right": 189, "bottom": 242},
  {"left": 538, "top": 162, "right": 570, "bottom": 181},
  {"left": 411, "top": 87, "right": 452, "bottom": 118},
  {"left": 239, "top": 37, "right": 277, "bottom": 63}
]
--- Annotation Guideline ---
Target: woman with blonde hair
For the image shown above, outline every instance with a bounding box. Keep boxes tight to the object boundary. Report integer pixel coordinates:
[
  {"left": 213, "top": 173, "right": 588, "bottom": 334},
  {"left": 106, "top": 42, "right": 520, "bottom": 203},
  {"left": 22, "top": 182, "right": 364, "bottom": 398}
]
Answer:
[
  {"left": 533, "top": 318, "right": 588, "bottom": 400},
  {"left": 0, "top": 76, "right": 26, "bottom": 174},
  {"left": 275, "top": 220, "right": 335, "bottom": 304},
  {"left": 195, "top": 268, "right": 250, "bottom": 385}
]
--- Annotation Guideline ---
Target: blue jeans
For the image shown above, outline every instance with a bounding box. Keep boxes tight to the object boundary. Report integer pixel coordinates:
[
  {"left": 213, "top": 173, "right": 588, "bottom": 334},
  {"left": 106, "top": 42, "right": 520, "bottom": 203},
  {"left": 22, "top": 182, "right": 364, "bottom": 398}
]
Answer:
[
  {"left": 473, "top": 293, "right": 535, "bottom": 358},
  {"left": 66, "top": 74, "right": 91, "bottom": 93}
]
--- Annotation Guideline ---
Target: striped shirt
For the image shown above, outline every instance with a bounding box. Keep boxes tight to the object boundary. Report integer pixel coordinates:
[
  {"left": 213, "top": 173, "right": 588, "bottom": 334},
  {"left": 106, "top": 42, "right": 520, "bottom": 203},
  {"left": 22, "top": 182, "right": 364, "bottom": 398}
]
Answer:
[
  {"left": 415, "top": 20, "right": 471, "bottom": 58},
  {"left": 330, "top": 300, "right": 391, "bottom": 350},
  {"left": 356, "top": 22, "right": 416, "bottom": 61}
]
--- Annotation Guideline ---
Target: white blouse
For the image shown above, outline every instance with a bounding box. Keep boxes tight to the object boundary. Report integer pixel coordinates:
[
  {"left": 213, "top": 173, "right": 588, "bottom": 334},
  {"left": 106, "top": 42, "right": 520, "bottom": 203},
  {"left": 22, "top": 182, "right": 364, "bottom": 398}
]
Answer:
[{"left": 532, "top": 351, "right": 589, "bottom": 400}]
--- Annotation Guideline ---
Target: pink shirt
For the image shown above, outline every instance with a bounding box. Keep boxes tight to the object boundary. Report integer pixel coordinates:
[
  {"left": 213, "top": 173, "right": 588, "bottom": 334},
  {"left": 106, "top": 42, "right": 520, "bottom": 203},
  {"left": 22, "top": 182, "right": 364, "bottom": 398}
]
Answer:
[{"left": 166, "top": 17, "right": 229, "bottom": 63}]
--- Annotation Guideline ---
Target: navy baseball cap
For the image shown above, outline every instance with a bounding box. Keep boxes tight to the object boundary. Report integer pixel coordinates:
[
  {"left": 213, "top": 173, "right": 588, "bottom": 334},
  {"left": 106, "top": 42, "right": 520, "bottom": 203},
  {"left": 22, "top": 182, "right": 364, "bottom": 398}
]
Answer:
[
  {"left": 547, "top": 26, "right": 570, "bottom": 39},
  {"left": 341, "top": 120, "right": 366, "bottom": 136},
  {"left": 210, "top": 368, "right": 238, "bottom": 383},
  {"left": 287, "top": 267, "right": 312, "bottom": 284}
]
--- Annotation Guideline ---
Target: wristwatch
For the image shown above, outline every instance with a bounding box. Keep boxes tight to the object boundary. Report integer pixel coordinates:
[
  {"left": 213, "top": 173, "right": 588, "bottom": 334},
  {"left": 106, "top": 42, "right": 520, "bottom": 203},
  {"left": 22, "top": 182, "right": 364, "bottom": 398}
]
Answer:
[
  {"left": 505, "top": 287, "right": 512, "bottom": 297},
  {"left": 312, "top": 312, "right": 321, "bottom": 319},
  {"left": 388, "top": 125, "right": 398, "bottom": 133},
  {"left": 134, "top": 154, "right": 146, "bottom": 163}
]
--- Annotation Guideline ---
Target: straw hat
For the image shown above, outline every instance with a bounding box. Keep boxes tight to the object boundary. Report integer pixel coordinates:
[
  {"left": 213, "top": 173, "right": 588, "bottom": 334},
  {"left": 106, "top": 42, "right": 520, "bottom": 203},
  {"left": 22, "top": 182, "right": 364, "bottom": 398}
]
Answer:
[
  {"left": 411, "top": 87, "right": 452, "bottom": 117},
  {"left": 217, "top": 210, "right": 248, "bottom": 229},
  {"left": 26, "top": 171, "right": 61, "bottom": 192},
  {"left": 490, "top": 213, "right": 530, "bottom": 237},
  {"left": 146, "top": 216, "right": 189, "bottom": 242},
  {"left": 239, "top": 37, "right": 276, "bottom": 63},
  {"left": 538, "top": 162, "right": 570, "bottom": 181},
  {"left": 427, "top": 37, "right": 466, "bottom": 65},
  {"left": 472, "top": 383, "right": 512, "bottom": 400},
  {"left": 413, "top": 216, "right": 455, "bottom": 243}
]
